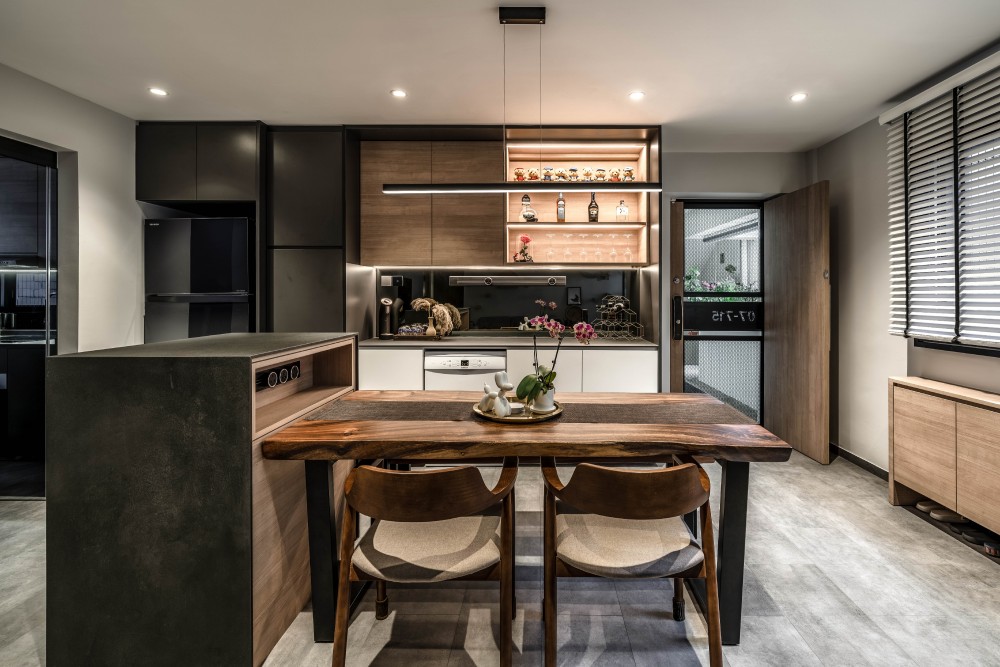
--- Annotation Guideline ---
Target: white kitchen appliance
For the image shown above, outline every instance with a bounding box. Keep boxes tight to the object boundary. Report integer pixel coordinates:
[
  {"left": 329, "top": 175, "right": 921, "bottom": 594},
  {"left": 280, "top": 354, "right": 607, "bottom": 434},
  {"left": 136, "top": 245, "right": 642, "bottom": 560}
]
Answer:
[{"left": 423, "top": 350, "right": 507, "bottom": 391}]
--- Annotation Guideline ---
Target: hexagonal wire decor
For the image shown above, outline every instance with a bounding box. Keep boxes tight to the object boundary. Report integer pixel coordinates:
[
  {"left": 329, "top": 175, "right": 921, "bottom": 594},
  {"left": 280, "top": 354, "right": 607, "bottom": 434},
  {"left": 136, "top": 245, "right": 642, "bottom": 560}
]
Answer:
[{"left": 591, "top": 295, "right": 645, "bottom": 341}]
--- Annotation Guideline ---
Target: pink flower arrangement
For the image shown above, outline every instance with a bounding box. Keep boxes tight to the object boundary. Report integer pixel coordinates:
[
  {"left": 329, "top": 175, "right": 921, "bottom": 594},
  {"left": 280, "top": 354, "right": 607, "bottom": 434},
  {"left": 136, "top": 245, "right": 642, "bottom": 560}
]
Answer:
[{"left": 573, "top": 321, "right": 597, "bottom": 343}]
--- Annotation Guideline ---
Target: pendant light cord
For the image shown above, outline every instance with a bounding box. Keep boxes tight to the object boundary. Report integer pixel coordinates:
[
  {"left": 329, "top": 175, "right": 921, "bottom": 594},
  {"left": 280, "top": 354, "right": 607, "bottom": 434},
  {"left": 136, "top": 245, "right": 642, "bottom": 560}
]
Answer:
[
  {"left": 538, "top": 22, "right": 542, "bottom": 174},
  {"left": 502, "top": 24, "right": 507, "bottom": 181}
]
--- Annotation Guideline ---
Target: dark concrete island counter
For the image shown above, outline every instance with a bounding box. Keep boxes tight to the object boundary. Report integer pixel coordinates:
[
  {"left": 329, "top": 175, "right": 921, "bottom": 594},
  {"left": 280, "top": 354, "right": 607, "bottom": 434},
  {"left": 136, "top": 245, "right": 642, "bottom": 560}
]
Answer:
[{"left": 46, "top": 333, "right": 357, "bottom": 667}]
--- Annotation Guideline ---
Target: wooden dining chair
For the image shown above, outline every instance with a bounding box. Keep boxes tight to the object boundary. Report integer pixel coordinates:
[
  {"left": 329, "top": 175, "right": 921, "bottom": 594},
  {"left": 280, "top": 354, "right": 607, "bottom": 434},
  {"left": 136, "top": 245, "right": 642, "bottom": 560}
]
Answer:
[
  {"left": 540, "top": 456, "right": 722, "bottom": 667},
  {"left": 333, "top": 457, "right": 518, "bottom": 667}
]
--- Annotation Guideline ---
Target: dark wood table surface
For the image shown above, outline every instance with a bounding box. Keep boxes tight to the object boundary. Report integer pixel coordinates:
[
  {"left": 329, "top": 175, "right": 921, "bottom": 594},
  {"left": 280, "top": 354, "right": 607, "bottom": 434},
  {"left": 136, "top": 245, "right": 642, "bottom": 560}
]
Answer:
[{"left": 263, "top": 390, "right": 792, "bottom": 646}]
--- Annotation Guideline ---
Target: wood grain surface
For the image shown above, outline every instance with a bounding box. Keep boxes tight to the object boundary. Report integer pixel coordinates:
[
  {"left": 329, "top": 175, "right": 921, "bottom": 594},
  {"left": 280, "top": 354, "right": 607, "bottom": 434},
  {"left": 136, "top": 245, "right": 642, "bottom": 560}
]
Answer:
[
  {"left": 262, "top": 391, "right": 791, "bottom": 463},
  {"left": 892, "top": 385, "right": 957, "bottom": 509},
  {"left": 762, "top": 181, "right": 831, "bottom": 464},
  {"left": 957, "top": 403, "right": 1000, "bottom": 534}
]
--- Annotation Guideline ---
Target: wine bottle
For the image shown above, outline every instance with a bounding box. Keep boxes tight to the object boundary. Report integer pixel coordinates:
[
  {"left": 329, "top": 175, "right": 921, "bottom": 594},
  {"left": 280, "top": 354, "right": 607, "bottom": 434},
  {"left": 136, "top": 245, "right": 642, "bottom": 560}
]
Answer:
[
  {"left": 557, "top": 192, "right": 566, "bottom": 222},
  {"left": 588, "top": 192, "right": 599, "bottom": 223}
]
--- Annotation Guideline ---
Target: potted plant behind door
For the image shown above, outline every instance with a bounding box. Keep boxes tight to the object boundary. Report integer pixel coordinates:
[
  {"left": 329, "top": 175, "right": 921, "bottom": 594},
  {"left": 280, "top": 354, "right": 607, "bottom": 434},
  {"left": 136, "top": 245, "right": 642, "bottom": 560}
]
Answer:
[{"left": 517, "top": 315, "right": 596, "bottom": 413}]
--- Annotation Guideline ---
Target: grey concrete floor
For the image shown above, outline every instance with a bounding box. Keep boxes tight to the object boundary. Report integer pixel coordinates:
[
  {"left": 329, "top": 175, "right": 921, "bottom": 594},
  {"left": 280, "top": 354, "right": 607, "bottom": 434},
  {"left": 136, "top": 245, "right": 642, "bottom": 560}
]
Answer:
[{"left": 3, "top": 453, "right": 1000, "bottom": 666}]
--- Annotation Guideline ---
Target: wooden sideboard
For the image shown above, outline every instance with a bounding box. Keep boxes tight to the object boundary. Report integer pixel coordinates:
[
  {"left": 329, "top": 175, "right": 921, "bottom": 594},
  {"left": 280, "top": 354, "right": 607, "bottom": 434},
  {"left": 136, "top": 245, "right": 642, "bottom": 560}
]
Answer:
[{"left": 889, "top": 376, "right": 1000, "bottom": 534}]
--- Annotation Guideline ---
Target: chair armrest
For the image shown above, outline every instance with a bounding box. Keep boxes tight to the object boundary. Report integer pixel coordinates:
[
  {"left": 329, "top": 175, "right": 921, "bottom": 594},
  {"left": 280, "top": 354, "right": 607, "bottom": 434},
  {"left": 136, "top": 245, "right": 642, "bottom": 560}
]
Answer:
[
  {"left": 490, "top": 456, "right": 519, "bottom": 500},
  {"left": 540, "top": 457, "right": 567, "bottom": 498},
  {"left": 672, "top": 454, "right": 711, "bottom": 494}
]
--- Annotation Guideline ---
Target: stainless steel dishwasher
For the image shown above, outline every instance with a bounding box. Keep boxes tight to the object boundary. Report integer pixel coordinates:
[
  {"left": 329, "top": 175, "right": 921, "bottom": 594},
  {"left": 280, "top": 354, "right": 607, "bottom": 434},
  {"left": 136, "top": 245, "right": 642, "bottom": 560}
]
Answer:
[{"left": 423, "top": 350, "right": 506, "bottom": 391}]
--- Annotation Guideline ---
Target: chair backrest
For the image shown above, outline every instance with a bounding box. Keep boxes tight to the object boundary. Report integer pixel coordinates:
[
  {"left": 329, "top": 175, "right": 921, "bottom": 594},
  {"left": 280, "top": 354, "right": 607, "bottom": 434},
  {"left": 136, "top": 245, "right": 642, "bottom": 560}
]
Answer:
[
  {"left": 557, "top": 463, "right": 709, "bottom": 520},
  {"left": 345, "top": 465, "right": 500, "bottom": 522}
]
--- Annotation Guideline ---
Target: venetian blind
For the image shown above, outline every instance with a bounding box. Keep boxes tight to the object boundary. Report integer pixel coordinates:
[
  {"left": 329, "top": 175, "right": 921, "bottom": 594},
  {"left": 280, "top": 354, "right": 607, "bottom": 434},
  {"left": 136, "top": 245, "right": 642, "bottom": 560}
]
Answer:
[
  {"left": 887, "top": 120, "right": 907, "bottom": 335},
  {"left": 904, "top": 96, "right": 956, "bottom": 340},
  {"left": 957, "top": 68, "right": 1000, "bottom": 346}
]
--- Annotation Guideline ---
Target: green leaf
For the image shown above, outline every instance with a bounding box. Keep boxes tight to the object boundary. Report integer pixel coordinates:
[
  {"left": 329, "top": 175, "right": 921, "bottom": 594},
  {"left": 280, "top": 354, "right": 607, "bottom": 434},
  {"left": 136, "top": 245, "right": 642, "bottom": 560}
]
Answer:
[
  {"left": 516, "top": 375, "right": 538, "bottom": 400},
  {"left": 543, "top": 371, "right": 557, "bottom": 386}
]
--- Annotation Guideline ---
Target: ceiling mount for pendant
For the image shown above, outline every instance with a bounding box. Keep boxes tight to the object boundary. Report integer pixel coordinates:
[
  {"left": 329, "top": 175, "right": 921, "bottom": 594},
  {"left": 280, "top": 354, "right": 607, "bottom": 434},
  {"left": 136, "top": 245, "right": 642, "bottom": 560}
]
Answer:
[{"left": 498, "top": 6, "right": 546, "bottom": 24}]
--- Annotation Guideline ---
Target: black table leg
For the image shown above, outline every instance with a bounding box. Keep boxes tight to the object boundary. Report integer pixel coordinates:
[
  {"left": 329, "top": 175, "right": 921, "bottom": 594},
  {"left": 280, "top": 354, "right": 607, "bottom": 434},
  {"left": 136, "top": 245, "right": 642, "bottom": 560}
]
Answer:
[
  {"left": 687, "top": 460, "right": 750, "bottom": 645},
  {"left": 305, "top": 461, "right": 337, "bottom": 642}
]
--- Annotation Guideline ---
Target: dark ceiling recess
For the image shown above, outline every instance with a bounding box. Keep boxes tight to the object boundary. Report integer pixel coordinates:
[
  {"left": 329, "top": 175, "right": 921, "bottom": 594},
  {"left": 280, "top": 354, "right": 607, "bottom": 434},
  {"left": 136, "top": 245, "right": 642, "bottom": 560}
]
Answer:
[{"left": 499, "top": 6, "right": 546, "bottom": 25}]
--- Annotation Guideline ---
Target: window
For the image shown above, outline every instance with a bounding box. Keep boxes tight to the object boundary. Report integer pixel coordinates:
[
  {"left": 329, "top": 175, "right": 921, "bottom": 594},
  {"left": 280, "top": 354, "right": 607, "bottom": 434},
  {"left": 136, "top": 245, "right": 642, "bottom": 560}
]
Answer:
[{"left": 888, "top": 67, "right": 1000, "bottom": 349}]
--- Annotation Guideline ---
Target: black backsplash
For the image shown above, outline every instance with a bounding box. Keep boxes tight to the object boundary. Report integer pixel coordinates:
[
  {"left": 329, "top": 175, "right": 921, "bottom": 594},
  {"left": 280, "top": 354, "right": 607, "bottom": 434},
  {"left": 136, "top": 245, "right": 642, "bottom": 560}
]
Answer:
[{"left": 378, "top": 269, "right": 637, "bottom": 331}]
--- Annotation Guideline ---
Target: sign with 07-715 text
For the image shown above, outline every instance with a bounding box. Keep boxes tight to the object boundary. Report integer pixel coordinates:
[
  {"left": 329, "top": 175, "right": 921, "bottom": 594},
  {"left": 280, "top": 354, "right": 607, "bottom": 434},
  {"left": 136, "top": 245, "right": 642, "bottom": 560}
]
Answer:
[{"left": 682, "top": 301, "right": 763, "bottom": 332}]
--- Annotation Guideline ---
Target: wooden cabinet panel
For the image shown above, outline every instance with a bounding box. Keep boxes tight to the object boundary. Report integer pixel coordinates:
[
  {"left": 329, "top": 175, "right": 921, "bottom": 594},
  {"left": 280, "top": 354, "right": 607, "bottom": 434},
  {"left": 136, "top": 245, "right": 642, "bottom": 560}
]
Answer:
[
  {"left": 431, "top": 142, "right": 503, "bottom": 266},
  {"left": 957, "top": 403, "right": 1000, "bottom": 534},
  {"left": 197, "top": 124, "right": 259, "bottom": 201},
  {"left": 270, "top": 249, "right": 344, "bottom": 332},
  {"left": 582, "top": 349, "right": 659, "bottom": 392},
  {"left": 269, "top": 130, "right": 343, "bottom": 246},
  {"left": 360, "top": 142, "right": 431, "bottom": 266},
  {"left": 507, "top": 348, "right": 583, "bottom": 393},
  {"left": 892, "top": 386, "right": 957, "bottom": 509},
  {"left": 136, "top": 123, "right": 197, "bottom": 201}
]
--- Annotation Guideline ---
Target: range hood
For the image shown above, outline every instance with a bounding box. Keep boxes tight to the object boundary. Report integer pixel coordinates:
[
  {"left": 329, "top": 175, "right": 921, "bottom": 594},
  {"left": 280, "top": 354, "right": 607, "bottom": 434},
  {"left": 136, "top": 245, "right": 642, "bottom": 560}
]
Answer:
[{"left": 449, "top": 275, "right": 567, "bottom": 287}]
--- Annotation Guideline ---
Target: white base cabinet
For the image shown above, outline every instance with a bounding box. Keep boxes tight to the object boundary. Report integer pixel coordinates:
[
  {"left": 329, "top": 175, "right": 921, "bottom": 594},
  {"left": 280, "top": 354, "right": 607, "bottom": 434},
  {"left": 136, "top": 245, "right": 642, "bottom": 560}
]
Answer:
[
  {"left": 507, "top": 348, "right": 583, "bottom": 393},
  {"left": 582, "top": 349, "right": 659, "bottom": 392},
  {"left": 358, "top": 349, "right": 424, "bottom": 390}
]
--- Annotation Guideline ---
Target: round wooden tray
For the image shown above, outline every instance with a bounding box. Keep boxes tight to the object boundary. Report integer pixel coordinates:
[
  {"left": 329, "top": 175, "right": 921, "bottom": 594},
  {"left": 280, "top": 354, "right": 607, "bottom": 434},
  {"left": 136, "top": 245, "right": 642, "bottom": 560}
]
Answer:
[{"left": 472, "top": 401, "right": 563, "bottom": 424}]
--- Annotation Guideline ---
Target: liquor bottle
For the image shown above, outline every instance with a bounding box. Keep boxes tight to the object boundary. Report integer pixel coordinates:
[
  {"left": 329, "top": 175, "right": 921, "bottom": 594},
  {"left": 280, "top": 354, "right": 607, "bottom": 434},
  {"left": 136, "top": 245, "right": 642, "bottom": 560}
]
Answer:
[
  {"left": 616, "top": 200, "right": 629, "bottom": 223},
  {"left": 588, "top": 192, "right": 599, "bottom": 223},
  {"left": 556, "top": 192, "right": 566, "bottom": 222}
]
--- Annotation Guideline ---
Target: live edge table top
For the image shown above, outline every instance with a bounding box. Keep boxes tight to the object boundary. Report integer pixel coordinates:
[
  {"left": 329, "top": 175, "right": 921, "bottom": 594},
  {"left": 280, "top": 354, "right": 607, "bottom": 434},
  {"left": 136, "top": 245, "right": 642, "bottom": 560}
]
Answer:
[{"left": 261, "top": 390, "right": 792, "bottom": 463}]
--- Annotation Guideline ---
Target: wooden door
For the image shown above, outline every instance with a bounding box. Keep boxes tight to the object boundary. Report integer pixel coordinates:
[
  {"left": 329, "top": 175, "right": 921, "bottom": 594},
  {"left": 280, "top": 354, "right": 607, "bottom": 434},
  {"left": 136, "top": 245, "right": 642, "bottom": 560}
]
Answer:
[
  {"left": 762, "top": 181, "right": 831, "bottom": 463},
  {"left": 668, "top": 200, "right": 685, "bottom": 391}
]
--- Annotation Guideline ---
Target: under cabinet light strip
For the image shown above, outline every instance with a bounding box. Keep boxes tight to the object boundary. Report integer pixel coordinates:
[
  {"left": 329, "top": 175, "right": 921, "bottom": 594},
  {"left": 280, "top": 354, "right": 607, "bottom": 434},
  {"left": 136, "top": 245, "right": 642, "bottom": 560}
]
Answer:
[
  {"left": 448, "top": 275, "right": 567, "bottom": 286},
  {"left": 383, "top": 182, "right": 662, "bottom": 194}
]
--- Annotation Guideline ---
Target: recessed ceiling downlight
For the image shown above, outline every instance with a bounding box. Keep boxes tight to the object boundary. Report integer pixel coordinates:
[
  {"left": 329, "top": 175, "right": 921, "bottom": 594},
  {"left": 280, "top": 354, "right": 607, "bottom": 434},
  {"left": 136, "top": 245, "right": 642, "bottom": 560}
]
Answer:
[
  {"left": 390, "top": 89, "right": 407, "bottom": 98},
  {"left": 789, "top": 91, "right": 808, "bottom": 103},
  {"left": 628, "top": 91, "right": 645, "bottom": 101},
  {"left": 148, "top": 87, "right": 168, "bottom": 96}
]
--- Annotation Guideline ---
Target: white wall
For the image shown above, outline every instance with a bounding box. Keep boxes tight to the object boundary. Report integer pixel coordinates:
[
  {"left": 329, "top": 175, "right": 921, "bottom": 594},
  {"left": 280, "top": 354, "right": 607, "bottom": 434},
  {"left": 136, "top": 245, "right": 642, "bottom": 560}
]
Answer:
[
  {"left": 660, "top": 143, "right": 809, "bottom": 390},
  {"left": 0, "top": 63, "right": 139, "bottom": 352},
  {"left": 814, "top": 119, "right": 907, "bottom": 470}
]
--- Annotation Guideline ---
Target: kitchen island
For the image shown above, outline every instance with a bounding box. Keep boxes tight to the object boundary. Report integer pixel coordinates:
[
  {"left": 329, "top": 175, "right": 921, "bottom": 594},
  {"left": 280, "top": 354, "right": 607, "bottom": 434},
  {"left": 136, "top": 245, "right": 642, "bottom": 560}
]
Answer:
[{"left": 46, "top": 332, "right": 356, "bottom": 667}]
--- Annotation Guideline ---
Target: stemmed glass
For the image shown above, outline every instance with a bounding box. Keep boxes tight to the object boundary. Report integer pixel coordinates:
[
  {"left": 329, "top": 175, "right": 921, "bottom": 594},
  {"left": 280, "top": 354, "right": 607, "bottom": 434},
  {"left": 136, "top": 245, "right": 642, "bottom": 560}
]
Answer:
[
  {"left": 577, "top": 234, "right": 589, "bottom": 263},
  {"left": 546, "top": 233, "right": 557, "bottom": 261},
  {"left": 623, "top": 233, "right": 634, "bottom": 262},
  {"left": 609, "top": 233, "right": 619, "bottom": 262},
  {"left": 562, "top": 233, "right": 575, "bottom": 262}
]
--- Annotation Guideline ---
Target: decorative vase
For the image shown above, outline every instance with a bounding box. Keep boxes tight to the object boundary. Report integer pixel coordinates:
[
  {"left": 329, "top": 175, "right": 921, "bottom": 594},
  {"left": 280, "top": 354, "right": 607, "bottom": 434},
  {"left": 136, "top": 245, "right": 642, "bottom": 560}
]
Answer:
[
  {"left": 532, "top": 388, "right": 556, "bottom": 413},
  {"left": 426, "top": 315, "right": 437, "bottom": 337}
]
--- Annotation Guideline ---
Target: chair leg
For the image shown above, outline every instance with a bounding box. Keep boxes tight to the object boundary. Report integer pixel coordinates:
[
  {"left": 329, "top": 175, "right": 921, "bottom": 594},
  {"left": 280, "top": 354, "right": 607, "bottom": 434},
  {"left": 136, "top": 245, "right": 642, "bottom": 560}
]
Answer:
[
  {"left": 673, "top": 578, "right": 686, "bottom": 622},
  {"left": 510, "top": 487, "right": 517, "bottom": 619},
  {"left": 701, "top": 503, "right": 723, "bottom": 667},
  {"left": 543, "top": 486, "right": 557, "bottom": 667},
  {"left": 332, "top": 540, "right": 353, "bottom": 666},
  {"left": 375, "top": 580, "right": 389, "bottom": 620},
  {"left": 500, "top": 495, "right": 513, "bottom": 667}
]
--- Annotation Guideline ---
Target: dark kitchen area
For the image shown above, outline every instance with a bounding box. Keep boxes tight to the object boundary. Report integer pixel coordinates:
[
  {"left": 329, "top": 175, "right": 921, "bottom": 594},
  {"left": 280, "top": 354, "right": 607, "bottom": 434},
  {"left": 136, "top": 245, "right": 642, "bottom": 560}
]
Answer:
[{"left": 0, "top": 136, "right": 57, "bottom": 498}]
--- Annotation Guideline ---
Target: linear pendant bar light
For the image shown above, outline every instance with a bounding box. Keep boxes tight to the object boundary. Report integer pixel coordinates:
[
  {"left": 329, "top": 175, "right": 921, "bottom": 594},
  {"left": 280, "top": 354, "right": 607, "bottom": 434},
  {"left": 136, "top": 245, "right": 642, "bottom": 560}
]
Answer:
[{"left": 382, "top": 6, "right": 663, "bottom": 196}]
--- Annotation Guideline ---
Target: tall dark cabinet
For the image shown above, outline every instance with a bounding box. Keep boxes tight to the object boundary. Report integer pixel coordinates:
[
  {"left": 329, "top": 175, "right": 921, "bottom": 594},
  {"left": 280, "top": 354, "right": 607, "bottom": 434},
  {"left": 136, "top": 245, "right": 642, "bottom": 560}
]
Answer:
[
  {"left": 135, "top": 121, "right": 266, "bottom": 331},
  {"left": 267, "top": 128, "right": 347, "bottom": 332}
]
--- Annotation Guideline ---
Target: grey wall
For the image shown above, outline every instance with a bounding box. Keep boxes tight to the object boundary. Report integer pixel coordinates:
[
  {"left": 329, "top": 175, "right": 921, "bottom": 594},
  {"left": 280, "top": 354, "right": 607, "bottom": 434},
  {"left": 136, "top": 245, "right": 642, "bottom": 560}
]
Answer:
[
  {"left": 0, "top": 62, "right": 139, "bottom": 353},
  {"left": 813, "top": 119, "right": 907, "bottom": 471}
]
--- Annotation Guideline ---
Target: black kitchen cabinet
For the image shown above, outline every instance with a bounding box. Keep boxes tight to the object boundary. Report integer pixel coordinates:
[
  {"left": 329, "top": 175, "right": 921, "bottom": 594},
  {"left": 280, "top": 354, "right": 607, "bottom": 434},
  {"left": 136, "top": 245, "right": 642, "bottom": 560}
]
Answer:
[
  {"left": 1, "top": 345, "right": 45, "bottom": 459},
  {"left": 136, "top": 124, "right": 197, "bottom": 201},
  {"left": 0, "top": 158, "right": 44, "bottom": 255},
  {"left": 135, "top": 122, "right": 259, "bottom": 202},
  {"left": 197, "top": 124, "right": 259, "bottom": 201},
  {"left": 269, "top": 248, "right": 344, "bottom": 332},
  {"left": 268, "top": 130, "right": 344, "bottom": 246}
]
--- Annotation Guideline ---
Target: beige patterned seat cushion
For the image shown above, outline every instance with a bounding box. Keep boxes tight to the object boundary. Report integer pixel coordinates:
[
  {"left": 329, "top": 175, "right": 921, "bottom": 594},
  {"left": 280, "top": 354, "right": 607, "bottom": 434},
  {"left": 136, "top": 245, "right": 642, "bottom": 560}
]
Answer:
[
  {"left": 555, "top": 504, "right": 703, "bottom": 579},
  {"left": 352, "top": 507, "right": 502, "bottom": 583}
]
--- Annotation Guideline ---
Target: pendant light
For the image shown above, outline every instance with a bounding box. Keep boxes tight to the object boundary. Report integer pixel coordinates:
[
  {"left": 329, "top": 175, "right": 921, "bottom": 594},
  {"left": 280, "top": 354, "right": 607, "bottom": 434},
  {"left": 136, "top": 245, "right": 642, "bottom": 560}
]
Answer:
[{"left": 382, "top": 6, "right": 662, "bottom": 195}]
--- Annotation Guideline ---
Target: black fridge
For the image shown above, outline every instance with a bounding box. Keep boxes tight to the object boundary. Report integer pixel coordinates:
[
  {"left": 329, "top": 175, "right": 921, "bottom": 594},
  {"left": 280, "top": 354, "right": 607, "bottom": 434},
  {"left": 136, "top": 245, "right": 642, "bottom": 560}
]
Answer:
[{"left": 144, "top": 217, "right": 252, "bottom": 343}]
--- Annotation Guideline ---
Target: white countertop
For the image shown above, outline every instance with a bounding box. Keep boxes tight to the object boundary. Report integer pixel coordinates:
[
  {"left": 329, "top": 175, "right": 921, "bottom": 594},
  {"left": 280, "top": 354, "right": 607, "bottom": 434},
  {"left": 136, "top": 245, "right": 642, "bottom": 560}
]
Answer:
[{"left": 359, "top": 335, "right": 657, "bottom": 349}]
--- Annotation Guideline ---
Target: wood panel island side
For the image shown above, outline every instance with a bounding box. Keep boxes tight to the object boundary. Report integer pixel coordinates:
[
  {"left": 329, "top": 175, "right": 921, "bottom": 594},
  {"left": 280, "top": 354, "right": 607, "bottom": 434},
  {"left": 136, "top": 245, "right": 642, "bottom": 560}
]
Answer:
[{"left": 46, "top": 333, "right": 356, "bottom": 667}]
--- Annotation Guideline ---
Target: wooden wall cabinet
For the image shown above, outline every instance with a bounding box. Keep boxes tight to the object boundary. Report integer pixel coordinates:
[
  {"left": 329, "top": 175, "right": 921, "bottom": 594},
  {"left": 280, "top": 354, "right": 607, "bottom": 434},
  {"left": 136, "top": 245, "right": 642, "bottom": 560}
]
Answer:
[
  {"left": 889, "top": 377, "right": 1000, "bottom": 535},
  {"left": 359, "top": 141, "right": 504, "bottom": 266},
  {"left": 136, "top": 122, "right": 260, "bottom": 202}
]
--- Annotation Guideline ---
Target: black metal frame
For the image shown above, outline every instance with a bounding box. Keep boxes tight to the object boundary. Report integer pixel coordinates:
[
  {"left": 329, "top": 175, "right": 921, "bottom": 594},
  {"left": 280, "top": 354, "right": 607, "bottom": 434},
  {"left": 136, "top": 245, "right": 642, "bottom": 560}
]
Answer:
[
  {"left": 914, "top": 337, "right": 1000, "bottom": 359},
  {"left": 0, "top": 134, "right": 57, "bottom": 168}
]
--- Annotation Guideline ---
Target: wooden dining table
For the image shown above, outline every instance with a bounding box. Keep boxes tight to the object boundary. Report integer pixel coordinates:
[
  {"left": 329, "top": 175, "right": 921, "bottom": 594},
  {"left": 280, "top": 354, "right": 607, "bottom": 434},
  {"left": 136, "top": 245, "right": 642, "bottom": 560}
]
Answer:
[{"left": 262, "top": 389, "right": 792, "bottom": 646}]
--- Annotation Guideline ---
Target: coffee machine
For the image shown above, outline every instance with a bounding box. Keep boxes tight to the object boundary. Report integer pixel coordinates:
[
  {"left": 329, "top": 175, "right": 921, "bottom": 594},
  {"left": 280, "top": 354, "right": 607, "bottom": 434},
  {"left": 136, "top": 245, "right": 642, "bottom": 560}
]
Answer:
[{"left": 377, "top": 275, "right": 411, "bottom": 339}]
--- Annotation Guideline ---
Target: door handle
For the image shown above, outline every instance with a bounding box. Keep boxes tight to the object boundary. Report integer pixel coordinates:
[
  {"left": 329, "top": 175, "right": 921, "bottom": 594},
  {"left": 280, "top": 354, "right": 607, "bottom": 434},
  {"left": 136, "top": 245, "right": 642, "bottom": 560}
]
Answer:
[{"left": 672, "top": 296, "right": 683, "bottom": 341}]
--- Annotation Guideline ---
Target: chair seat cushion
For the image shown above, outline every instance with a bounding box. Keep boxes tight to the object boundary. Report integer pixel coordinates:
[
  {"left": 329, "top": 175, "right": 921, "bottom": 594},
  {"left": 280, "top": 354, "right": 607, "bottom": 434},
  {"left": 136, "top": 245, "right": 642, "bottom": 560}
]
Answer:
[
  {"left": 352, "top": 508, "right": 501, "bottom": 583},
  {"left": 555, "top": 504, "right": 703, "bottom": 579}
]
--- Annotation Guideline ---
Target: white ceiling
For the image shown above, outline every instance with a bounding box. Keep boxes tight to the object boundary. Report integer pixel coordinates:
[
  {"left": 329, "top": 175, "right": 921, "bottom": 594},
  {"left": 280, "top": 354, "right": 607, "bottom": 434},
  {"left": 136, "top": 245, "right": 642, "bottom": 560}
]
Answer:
[{"left": 2, "top": 0, "right": 999, "bottom": 151}]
